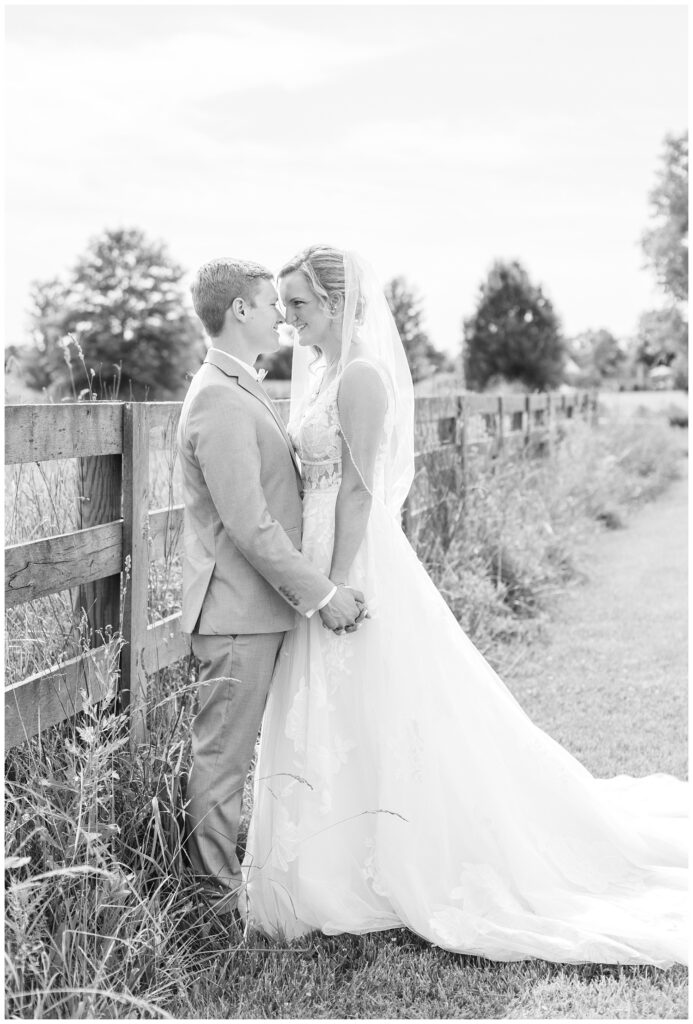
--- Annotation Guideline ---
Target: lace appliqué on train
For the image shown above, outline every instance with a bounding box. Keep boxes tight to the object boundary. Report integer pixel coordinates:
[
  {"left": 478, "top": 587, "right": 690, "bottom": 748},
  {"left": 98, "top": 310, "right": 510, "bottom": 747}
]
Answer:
[{"left": 388, "top": 718, "right": 425, "bottom": 785}]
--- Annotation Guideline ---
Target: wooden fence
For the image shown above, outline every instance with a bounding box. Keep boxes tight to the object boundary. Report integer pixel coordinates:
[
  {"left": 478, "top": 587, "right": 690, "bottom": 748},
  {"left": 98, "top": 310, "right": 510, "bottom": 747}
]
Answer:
[{"left": 5, "top": 389, "right": 596, "bottom": 749}]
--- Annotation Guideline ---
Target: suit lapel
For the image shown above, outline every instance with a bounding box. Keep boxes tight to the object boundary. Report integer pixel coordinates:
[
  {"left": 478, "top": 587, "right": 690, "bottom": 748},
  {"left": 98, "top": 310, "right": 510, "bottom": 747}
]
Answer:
[{"left": 204, "top": 350, "right": 301, "bottom": 478}]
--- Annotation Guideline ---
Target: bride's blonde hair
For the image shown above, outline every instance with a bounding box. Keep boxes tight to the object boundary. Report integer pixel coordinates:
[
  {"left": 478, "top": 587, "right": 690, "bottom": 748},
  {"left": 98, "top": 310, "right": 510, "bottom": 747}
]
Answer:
[
  {"left": 280, "top": 244, "right": 368, "bottom": 334},
  {"left": 279, "top": 244, "right": 346, "bottom": 319}
]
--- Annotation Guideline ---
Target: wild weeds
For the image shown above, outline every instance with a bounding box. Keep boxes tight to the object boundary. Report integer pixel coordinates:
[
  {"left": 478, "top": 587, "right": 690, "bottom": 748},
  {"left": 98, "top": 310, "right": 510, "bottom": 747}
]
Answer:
[
  {"left": 58, "top": 334, "right": 123, "bottom": 403},
  {"left": 4, "top": 643, "right": 226, "bottom": 1019},
  {"left": 411, "top": 414, "right": 682, "bottom": 660}
]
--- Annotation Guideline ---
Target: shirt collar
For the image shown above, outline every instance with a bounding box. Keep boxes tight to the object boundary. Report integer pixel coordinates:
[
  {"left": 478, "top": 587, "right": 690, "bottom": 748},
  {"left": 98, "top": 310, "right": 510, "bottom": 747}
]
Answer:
[{"left": 207, "top": 348, "right": 266, "bottom": 383}]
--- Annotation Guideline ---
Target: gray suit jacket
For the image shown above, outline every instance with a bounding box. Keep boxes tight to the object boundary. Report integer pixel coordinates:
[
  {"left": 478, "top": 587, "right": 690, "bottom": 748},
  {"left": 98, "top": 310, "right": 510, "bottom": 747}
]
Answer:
[{"left": 177, "top": 348, "right": 333, "bottom": 634}]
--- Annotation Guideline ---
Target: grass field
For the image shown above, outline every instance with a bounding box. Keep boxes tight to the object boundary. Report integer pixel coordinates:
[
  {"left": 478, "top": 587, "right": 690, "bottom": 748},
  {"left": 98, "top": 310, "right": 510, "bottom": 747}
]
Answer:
[
  {"left": 4, "top": 405, "right": 688, "bottom": 1019},
  {"left": 596, "top": 388, "right": 688, "bottom": 418}
]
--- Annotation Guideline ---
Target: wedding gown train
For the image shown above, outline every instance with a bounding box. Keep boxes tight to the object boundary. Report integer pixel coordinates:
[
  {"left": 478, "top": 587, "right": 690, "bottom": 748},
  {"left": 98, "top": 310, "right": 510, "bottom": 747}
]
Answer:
[{"left": 242, "top": 376, "right": 687, "bottom": 966}]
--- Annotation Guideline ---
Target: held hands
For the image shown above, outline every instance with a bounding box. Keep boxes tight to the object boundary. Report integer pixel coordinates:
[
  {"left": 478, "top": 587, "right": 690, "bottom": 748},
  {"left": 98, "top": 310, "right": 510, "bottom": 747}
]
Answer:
[{"left": 320, "top": 585, "right": 369, "bottom": 635}]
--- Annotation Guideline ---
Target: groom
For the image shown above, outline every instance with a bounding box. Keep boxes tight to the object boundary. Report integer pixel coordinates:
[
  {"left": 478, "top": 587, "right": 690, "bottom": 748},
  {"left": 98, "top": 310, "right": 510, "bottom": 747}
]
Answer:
[{"left": 177, "top": 257, "right": 366, "bottom": 916}]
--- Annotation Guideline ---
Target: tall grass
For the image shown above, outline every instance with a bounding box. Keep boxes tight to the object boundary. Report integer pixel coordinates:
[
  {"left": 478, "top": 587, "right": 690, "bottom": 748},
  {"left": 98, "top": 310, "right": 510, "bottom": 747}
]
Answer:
[
  {"left": 4, "top": 410, "right": 685, "bottom": 1018},
  {"left": 5, "top": 647, "right": 224, "bottom": 1018},
  {"left": 411, "top": 416, "right": 681, "bottom": 660}
]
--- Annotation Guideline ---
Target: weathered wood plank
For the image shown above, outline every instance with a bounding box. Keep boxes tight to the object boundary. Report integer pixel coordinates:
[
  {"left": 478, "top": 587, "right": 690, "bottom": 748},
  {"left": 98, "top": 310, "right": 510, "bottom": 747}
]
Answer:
[
  {"left": 5, "top": 645, "right": 116, "bottom": 749},
  {"left": 500, "top": 395, "right": 527, "bottom": 414},
  {"left": 414, "top": 395, "right": 460, "bottom": 420},
  {"left": 563, "top": 395, "right": 577, "bottom": 418},
  {"left": 6, "top": 522, "right": 122, "bottom": 607},
  {"left": 149, "top": 505, "right": 184, "bottom": 562},
  {"left": 459, "top": 397, "right": 469, "bottom": 501},
  {"left": 466, "top": 394, "right": 502, "bottom": 415},
  {"left": 588, "top": 389, "right": 599, "bottom": 424},
  {"left": 147, "top": 402, "right": 182, "bottom": 450},
  {"left": 464, "top": 414, "right": 495, "bottom": 446},
  {"left": 5, "top": 403, "right": 123, "bottom": 464},
  {"left": 74, "top": 455, "right": 122, "bottom": 641},
  {"left": 143, "top": 614, "right": 189, "bottom": 675},
  {"left": 121, "top": 404, "right": 151, "bottom": 744},
  {"left": 147, "top": 401, "right": 182, "bottom": 433}
]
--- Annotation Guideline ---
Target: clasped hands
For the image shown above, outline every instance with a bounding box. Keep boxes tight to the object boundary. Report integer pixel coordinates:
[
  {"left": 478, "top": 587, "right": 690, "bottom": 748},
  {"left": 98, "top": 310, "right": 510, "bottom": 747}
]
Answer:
[{"left": 319, "top": 584, "right": 369, "bottom": 635}]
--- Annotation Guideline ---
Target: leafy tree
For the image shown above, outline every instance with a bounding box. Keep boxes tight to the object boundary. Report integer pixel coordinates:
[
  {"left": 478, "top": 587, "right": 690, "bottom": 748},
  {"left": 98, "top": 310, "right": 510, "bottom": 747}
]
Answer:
[
  {"left": 635, "top": 308, "right": 688, "bottom": 390},
  {"left": 463, "top": 260, "right": 565, "bottom": 391},
  {"left": 384, "top": 276, "right": 453, "bottom": 383},
  {"left": 17, "top": 277, "right": 71, "bottom": 392},
  {"left": 569, "top": 328, "right": 625, "bottom": 384},
  {"left": 641, "top": 132, "right": 688, "bottom": 304},
  {"left": 21, "top": 228, "right": 205, "bottom": 400},
  {"left": 635, "top": 307, "right": 687, "bottom": 367}
]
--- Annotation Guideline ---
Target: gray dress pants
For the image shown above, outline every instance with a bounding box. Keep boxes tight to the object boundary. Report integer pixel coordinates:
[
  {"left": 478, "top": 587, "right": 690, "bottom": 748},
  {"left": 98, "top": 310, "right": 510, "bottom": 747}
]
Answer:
[{"left": 186, "top": 630, "right": 286, "bottom": 906}]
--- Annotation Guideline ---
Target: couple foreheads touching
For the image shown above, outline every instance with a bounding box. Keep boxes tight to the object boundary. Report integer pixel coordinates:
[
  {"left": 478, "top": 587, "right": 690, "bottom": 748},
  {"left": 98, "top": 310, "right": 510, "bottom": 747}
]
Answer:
[{"left": 176, "top": 244, "right": 687, "bottom": 966}]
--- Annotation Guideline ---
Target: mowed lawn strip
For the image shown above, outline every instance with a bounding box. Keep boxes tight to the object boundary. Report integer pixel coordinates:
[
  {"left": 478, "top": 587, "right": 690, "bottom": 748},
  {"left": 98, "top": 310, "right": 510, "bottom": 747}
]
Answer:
[
  {"left": 171, "top": 935, "right": 688, "bottom": 1019},
  {"left": 501, "top": 470, "right": 687, "bottom": 779}
]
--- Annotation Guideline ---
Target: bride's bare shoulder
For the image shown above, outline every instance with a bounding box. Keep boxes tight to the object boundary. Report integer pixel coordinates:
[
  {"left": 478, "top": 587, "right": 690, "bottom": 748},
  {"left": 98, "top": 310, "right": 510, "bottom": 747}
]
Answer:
[{"left": 339, "top": 358, "right": 389, "bottom": 405}]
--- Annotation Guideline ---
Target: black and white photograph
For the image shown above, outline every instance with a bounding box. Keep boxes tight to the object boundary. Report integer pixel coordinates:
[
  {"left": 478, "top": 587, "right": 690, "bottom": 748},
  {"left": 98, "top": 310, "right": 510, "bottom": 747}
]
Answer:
[{"left": 4, "top": 3, "right": 688, "bottom": 1019}]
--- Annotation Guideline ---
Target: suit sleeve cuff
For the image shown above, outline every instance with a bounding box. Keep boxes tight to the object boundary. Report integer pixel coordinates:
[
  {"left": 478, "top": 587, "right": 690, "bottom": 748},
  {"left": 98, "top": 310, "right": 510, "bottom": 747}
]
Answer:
[{"left": 306, "top": 585, "right": 337, "bottom": 618}]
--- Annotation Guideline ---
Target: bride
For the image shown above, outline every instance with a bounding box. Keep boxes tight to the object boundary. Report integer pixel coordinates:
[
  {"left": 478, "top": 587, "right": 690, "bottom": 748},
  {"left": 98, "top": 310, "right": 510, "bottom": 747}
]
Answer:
[{"left": 242, "top": 245, "right": 687, "bottom": 966}]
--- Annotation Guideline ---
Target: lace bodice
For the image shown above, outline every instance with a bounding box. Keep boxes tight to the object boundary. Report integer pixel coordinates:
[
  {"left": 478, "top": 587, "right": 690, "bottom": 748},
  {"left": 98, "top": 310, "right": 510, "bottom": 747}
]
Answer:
[
  {"left": 289, "top": 378, "right": 343, "bottom": 492},
  {"left": 289, "top": 368, "right": 392, "bottom": 497}
]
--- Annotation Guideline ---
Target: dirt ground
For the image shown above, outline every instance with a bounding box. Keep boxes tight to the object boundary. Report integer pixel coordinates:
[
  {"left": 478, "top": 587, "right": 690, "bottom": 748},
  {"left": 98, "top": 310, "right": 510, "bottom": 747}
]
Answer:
[{"left": 503, "top": 438, "right": 688, "bottom": 781}]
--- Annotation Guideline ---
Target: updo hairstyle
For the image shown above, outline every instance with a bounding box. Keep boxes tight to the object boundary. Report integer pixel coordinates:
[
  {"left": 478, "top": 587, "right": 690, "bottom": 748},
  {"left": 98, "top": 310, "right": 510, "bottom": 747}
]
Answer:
[
  {"left": 279, "top": 245, "right": 365, "bottom": 324},
  {"left": 278, "top": 245, "right": 345, "bottom": 316}
]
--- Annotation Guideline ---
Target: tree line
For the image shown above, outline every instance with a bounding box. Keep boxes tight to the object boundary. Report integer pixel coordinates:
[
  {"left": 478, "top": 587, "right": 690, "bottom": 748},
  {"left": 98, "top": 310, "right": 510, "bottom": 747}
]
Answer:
[{"left": 7, "top": 132, "right": 687, "bottom": 400}]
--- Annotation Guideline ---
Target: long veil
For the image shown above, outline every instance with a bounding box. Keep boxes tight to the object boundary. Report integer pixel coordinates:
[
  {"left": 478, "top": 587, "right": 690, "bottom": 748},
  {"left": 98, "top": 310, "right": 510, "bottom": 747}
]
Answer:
[{"left": 287, "top": 250, "right": 415, "bottom": 517}]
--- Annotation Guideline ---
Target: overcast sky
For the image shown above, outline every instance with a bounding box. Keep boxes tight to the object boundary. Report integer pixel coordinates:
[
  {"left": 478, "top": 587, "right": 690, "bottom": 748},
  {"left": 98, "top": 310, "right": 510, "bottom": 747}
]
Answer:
[{"left": 5, "top": 3, "right": 688, "bottom": 355}]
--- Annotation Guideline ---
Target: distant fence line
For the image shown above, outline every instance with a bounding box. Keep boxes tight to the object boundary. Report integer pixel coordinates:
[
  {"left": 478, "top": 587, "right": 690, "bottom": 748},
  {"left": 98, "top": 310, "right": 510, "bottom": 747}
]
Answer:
[{"left": 5, "top": 389, "right": 596, "bottom": 749}]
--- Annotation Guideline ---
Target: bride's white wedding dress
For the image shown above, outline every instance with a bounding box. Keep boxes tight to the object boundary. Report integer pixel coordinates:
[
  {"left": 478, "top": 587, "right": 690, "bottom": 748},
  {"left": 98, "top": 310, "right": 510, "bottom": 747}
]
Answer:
[{"left": 242, "top": 372, "right": 687, "bottom": 966}]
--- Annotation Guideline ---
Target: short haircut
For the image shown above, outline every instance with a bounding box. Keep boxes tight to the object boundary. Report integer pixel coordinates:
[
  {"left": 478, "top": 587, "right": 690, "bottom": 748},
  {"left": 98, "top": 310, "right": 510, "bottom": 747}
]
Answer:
[{"left": 191, "top": 258, "right": 273, "bottom": 337}]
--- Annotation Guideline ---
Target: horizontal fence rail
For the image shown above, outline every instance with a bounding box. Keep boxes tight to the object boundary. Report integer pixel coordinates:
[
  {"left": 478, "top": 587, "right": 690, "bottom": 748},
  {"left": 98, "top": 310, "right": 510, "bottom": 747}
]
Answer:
[
  {"left": 6, "top": 522, "right": 123, "bottom": 607},
  {"left": 5, "top": 390, "right": 596, "bottom": 748},
  {"left": 5, "top": 402, "right": 124, "bottom": 464}
]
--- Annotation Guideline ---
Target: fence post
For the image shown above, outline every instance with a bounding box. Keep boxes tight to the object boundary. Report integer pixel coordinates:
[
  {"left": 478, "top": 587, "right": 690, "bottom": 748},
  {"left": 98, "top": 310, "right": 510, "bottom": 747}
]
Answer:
[
  {"left": 121, "top": 403, "right": 150, "bottom": 746},
  {"left": 589, "top": 389, "right": 599, "bottom": 426},
  {"left": 74, "top": 441, "right": 123, "bottom": 650},
  {"left": 457, "top": 395, "right": 469, "bottom": 505},
  {"left": 401, "top": 496, "right": 411, "bottom": 539},
  {"left": 497, "top": 396, "right": 504, "bottom": 452}
]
